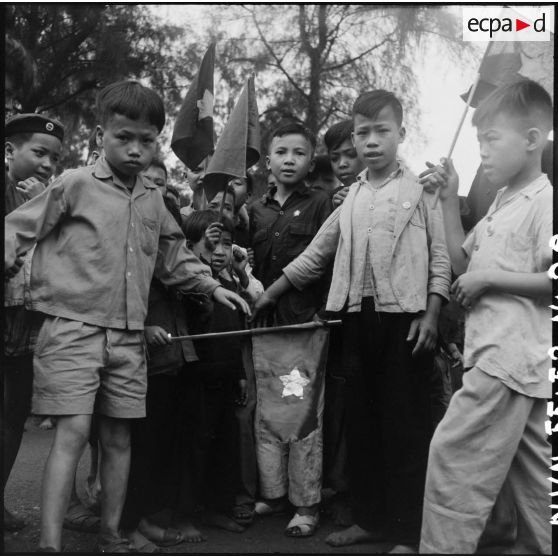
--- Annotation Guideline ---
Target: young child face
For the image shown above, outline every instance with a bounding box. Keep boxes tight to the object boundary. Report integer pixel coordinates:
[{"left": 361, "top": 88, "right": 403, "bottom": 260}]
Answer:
[
  {"left": 229, "top": 177, "right": 248, "bottom": 208},
  {"left": 142, "top": 165, "right": 167, "bottom": 195},
  {"left": 211, "top": 230, "right": 233, "bottom": 274},
  {"left": 207, "top": 191, "right": 235, "bottom": 222},
  {"left": 476, "top": 112, "right": 532, "bottom": 186},
  {"left": 266, "top": 133, "right": 314, "bottom": 187},
  {"left": 190, "top": 232, "right": 215, "bottom": 265},
  {"left": 5, "top": 133, "right": 61, "bottom": 183},
  {"left": 329, "top": 138, "right": 365, "bottom": 186},
  {"left": 352, "top": 106, "right": 405, "bottom": 178},
  {"left": 97, "top": 113, "right": 158, "bottom": 186},
  {"left": 185, "top": 156, "right": 210, "bottom": 191}
]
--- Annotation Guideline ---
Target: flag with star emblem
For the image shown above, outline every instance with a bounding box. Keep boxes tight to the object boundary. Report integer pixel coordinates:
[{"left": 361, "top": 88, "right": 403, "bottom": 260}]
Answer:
[
  {"left": 204, "top": 75, "right": 261, "bottom": 202},
  {"left": 246, "top": 325, "right": 330, "bottom": 443},
  {"left": 171, "top": 43, "right": 215, "bottom": 169}
]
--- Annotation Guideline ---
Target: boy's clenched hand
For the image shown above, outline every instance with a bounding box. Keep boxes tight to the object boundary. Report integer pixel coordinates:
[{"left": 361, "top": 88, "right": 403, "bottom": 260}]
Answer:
[
  {"left": 5, "top": 256, "right": 24, "bottom": 280},
  {"left": 250, "top": 291, "right": 277, "bottom": 327},
  {"left": 144, "top": 325, "right": 172, "bottom": 346},
  {"left": 407, "top": 313, "right": 437, "bottom": 356},
  {"left": 16, "top": 177, "right": 46, "bottom": 201},
  {"left": 451, "top": 270, "right": 490, "bottom": 309},
  {"left": 332, "top": 186, "right": 349, "bottom": 209},
  {"left": 419, "top": 158, "right": 459, "bottom": 200},
  {"left": 213, "top": 286, "right": 251, "bottom": 316}
]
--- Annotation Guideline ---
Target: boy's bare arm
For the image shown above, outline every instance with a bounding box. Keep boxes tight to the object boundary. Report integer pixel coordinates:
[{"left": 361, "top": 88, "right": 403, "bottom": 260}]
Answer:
[
  {"left": 437, "top": 158, "right": 469, "bottom": 276},
  {"left": 452, "top": 270, "right": 551, "bottom": 308},
  {"left": 250, "top": 274, "right": 293, "bottom": 325}
]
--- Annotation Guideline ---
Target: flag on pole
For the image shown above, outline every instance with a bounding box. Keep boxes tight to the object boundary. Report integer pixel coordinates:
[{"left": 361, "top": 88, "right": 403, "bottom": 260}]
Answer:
[
  {"left": 461, "top": 36, "right": 554, "bottom": 107},
  {"left": 171, "top": 43, "right": 215, "bottom": 169},
  {"left": 248, "top": 326, "right": 330, "bottom": 444},
  {"left": 203, "top": 75, "right": 261, "bottom": 202}
]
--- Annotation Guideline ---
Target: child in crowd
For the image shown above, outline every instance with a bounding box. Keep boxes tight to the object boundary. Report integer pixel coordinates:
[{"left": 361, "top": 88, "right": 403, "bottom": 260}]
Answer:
[
  {"left": 181, "top": 210, "right": 248, "bottom": 534},
  {"left": 307, "top": 154, "right": 339, "bottom": 193},
  {"left": 249, "top": 122, "right": 332, "bottom": 325},
  {"left": 420, "top": 80, "right": 552, "bottom": 555},
  {"left": 248, "top": 122, "right": 332, "bottom": 538},
  {"left": 252, "top": 90, "right": 450, "bottom": 552},
  {"left": 4, "top": 113, "right": 63, "bottom": 532},
  {"left": 4, "top": 80, "right": 249, "bottom": 553}
]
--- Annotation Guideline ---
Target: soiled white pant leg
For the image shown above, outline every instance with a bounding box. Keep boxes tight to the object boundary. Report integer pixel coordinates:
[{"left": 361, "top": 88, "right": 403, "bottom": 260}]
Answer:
[
  {"left": 256, "top": 440, "right": 289, "bottom": 500},
  {"left": 420, "top": 367, "right": 534, "bottom": 554},
  {"left": 506, "top": 399, "right": 551, "bottom": 555}
]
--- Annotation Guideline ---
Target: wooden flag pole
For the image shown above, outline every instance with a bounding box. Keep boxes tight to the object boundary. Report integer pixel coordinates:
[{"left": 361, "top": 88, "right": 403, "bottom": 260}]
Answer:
[
  {"left": 432, "top": 73, "right": 481, "bottom": 207},
  {"left": 218, "top": 176, "right": 228, "bottom": 222},
  {"left": 169, "top": 319, "right": 342, "bottom": 342}
]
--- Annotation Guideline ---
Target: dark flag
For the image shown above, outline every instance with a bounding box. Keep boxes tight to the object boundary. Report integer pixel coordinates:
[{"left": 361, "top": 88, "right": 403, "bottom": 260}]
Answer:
[
  {"left": 171, "top": 43, "right": 215, "bottom": 169},
  {"left": 249, "top": 326, "right": 329, "bottom": 444},
  {"left": 204, "top": 75, "right": 261, "bottom": 202}
]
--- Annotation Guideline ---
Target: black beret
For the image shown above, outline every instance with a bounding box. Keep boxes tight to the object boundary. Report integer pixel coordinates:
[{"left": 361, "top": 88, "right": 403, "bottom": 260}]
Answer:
[{"left": 6, "top": 113, "right": 65, "bottom": 142}]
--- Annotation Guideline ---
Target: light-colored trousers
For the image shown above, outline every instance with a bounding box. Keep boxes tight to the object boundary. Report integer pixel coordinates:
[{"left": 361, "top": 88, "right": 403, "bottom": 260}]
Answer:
[
  {"left": 256, "top": 427, "right": 322, "bottom": 507},
  {"left": 420, "top": 366, "right": 551, "bottom": 555}
]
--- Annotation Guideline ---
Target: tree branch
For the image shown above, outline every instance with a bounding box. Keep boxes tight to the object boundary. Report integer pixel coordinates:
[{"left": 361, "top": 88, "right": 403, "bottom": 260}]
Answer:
[{"left": 323, "top": 35, "right": 394, "bottom": 72}]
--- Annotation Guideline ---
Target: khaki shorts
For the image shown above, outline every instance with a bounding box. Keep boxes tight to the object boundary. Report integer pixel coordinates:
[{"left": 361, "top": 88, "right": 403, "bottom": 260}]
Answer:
[{"left": 32, "top": 316, "right": 147, "bottom": 418}]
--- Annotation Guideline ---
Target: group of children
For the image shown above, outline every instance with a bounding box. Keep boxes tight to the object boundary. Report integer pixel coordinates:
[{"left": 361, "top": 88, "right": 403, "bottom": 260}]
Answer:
[{"left": 3, "top": 76, "right": 553, "bottom": 555}]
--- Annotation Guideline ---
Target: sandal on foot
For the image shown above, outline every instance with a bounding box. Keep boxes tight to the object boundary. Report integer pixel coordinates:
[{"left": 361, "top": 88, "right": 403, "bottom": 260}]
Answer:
[
  {"left": 132, "top": 541, "right": 162, "bottom": 554},
  {"left": 254, "top": 500, "right": 287, "bottom": 516},
  {"left": 138, "top": 522, "right": 184, "bottom": 547},
  {"left": 63, "top": 503, "right": 100, "bottom": 534},
  {"left": 232, "top": 503, "right": 255, "bottom": 525},
  {"left": 97, "top": 535, "right": 132, "bottom": 554},
  {"left": 285, "top": 512, "right": 319, "bottom": 538}
]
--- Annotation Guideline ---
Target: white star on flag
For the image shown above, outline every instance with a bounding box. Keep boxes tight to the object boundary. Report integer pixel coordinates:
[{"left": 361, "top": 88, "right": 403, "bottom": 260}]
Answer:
[
  {"left": 293, "top": 210, "right": 301, "bottom": 217},
  {"left": 196, "top": 89, "right": 214, "bottom": 120},
  {"left": 279, "top": 367, "right": 310, "bottom": 399}
]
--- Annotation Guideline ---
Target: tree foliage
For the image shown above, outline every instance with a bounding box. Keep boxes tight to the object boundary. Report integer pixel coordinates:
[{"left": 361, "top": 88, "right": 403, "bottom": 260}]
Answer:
[{"left": 5, "top": 4, "right": 197, "bottom": 170}]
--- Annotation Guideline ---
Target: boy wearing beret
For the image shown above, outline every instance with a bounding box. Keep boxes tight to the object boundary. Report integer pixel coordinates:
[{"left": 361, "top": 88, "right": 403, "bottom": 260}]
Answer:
[{"left": 4, "top": 113, "right": 64, "bottom": 532}]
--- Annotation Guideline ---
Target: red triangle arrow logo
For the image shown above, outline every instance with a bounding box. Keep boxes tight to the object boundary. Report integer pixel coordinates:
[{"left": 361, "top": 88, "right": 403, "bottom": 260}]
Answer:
[{"left": 516, "top": 18, "right": 530, "bottom": 31}]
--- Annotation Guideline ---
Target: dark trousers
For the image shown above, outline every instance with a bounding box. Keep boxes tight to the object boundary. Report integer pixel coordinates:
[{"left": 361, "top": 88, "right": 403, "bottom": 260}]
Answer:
[
  {"left": 3, "top": 354, "right": 34, "bottom": 491},
  {"left": 120, "top": 373, "right": 182, "bottom": 530},
  {"left": 235, "top": 342, "right": 258, "bottom": 506},
  {"left": 342, "top": 298, "right": 433, "bottom": 546},
  {"left": 175, "top": 370, "right": 239, "bottom": 516}
]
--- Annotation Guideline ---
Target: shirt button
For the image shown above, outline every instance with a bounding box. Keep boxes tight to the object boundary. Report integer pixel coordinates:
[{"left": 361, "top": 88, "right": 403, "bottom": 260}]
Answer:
[
  {"left": 274, "top": 231, "right": 280, "bottom": 237},
  {"left": 474, "top": 245, "right": 480, "bottom": 251},
  {"left": 127, "top": 272, "right": 131, "bottom": 277},
  {"left": 129, "top": 247, "right": 134, "bottom": 253},
  {"left": 369, "top": 204, "right": 374, "bottom": 210},
  {"left": 279, "top": 211, "right": 284, "bottom": 215},
  {"left": 131, "top": 223, "right": 135, "bottom": 228},
  {"left": 272, "top": 255, "right": 277, "bottom": 261},
  {"left": 487, "top": 216, "right": 493, "bottom": 222},
  {"left": 368, "top": 227, "right": 372, "bottom": 233}
]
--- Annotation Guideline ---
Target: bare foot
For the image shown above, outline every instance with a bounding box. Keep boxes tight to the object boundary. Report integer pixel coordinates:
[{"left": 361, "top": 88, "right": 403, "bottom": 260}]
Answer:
[
  {"left": 201, "top": 511, "right": 245, "bottom": 533},
  {"left": 388, "top": 544, "right": 418, "bottom": 554},
  {"left": 173, "top": 520, "right": 207, "bottom": 543},
  {"left": 325, "top": 524, "right": 385, "bottom": 547},
  {"left": 125, "top": 529, "right": 160, "bottom": 554}
]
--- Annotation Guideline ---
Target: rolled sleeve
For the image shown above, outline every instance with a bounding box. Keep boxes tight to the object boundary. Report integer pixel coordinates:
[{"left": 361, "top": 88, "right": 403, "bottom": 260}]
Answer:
[
  {"left": 5, "top": 177, "right": 68, "bottom": 268},
  {"left": 283, "top": 208, "right": 340, "bottom": 291},
  {"left": 155, "top": 208, "right": 220, "bottom": 297},
  {"left": 424, "top": 195, "right": 451, "bottom": 301}
]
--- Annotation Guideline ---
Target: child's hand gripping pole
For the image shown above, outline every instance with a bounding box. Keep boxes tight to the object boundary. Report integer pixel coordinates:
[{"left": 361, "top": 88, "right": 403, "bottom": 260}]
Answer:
[{"left": 431, "top": 74, "right": 481, "bottom": 208}]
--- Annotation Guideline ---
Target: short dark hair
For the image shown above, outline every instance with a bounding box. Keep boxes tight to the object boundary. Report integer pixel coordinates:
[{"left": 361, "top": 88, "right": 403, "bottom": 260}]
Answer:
[
  {"left": 307, "top": 155, "right": 333, "bottom": 181},
  {"left": 148, "top": 156, "right": 168, "bottom": 178},
  {"left": 472, "top": 79, "right": 552, "bottom": 133},
  {"left": 324, "top": 120, "right": 353, "bottom": 152},
  {"left": 182, "top": 210, "right": 221, "bottom": 243},
  {"left": 6, "top": 132, "right": 33, "bottom": 147},
  {"left": 96, "top": 80, "right": 165, "bottom": 132},
  {"left": 269, "top": 121, "right": 316, "bottom": 152},
  {"left": 353, "top": 90, "right": 403, "bottom": 126},
  {"left": 182, "top": 209, "right": 235, "bottom": 243}
]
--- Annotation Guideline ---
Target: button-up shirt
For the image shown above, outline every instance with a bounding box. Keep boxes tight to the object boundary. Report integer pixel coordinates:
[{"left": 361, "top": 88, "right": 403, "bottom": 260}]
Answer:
[
  {"left": 248, "top": 182, "right": 332, "bottom": 288},
  {"left": 352, "top": 166, "right": 402, "bottom": 310},
  {"left": 462, "top": 174, "right": 552, "bottom": 398},
  {"left": 5, "top": 157, "right": 220, "bottom": 331}
]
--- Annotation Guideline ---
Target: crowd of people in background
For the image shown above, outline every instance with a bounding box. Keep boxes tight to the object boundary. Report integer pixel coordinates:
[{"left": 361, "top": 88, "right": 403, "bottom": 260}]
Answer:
[{"left": 3, "top": 76, "right": 553, "bottom": 554}]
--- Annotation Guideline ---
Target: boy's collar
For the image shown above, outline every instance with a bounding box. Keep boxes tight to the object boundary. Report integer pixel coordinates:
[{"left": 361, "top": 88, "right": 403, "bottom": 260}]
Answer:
[
  {"left": 92, "top": 156, "right": 156, "bottom": 191},
  {"left": 263, "top": 180, "right": 309, "bottom": 204},
  {"left": 497, "top": 173, "right": 549, "bottom": 202},
  {"left": 357, "top": 161, "right": 404, "bottom": 185}
]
